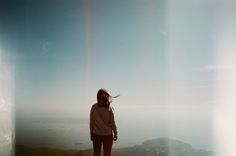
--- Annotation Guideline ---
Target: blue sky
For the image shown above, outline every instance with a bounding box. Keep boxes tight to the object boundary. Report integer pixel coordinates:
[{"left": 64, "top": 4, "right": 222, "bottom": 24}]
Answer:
[
  {"left": 0, "top": 0, "right": 219, "bottom": 119},
  {"left": 0, "top": 0, "right": 172, "bottom": 117}
]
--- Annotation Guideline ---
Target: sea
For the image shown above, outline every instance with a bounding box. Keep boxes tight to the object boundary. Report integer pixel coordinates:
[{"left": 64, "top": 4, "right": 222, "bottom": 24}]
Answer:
[{"left": 16, "top": 114, "right": 215, "bottom": 151}]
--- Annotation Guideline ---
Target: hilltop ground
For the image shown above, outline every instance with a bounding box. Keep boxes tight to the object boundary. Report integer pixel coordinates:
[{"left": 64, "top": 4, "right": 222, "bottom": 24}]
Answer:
[{"left": 16, "top": 137, "right": 213, "bottom": 156}]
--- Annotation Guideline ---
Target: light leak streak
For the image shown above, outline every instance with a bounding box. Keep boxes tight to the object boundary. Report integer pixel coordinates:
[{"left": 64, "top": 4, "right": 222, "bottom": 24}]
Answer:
[
  {"left": 83, "top": 0, "right": 93, "bottom": 104},
  {"left": 213, "top": 12, "right": 236, "bottom": 156},
  {"left": 0, "top": 49, "right": 15, "bottom": 156}
]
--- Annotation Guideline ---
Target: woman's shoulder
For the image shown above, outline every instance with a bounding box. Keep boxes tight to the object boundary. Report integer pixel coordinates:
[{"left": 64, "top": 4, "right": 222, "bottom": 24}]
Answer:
[
  {"left": 92, "top": 103, "right": 98, "bottom": 107},
  {"left": 108, "top": 106, "right": 114, "bottom": 113},
  {"left": 91, "top": 103, "right": 98, "bottom": 110}
]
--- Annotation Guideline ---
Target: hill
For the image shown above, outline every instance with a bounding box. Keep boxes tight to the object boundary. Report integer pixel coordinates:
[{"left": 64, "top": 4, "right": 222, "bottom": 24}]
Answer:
[{"left": 16, "top": 137, "right": 213, "bottom": 156}]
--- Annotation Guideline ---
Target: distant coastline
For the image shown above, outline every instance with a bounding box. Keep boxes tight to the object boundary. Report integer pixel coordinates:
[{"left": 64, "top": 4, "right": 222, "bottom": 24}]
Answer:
[
  {"left": 16, "top": 117, "right": 88, "bottom": 124},
  {"left": 16, "top": 137, "right": 214, "bottom": 156}
]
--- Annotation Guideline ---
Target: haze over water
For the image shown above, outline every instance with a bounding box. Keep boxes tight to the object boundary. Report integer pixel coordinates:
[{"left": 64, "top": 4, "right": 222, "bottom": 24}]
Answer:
[{"left": 16, "top": 104, "right": 213, "bottom": 151}]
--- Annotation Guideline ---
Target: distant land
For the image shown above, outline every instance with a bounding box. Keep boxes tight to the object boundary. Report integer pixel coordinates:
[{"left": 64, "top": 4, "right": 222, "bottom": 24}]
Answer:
[
  {"left": 16, "top": 137, "right": 214, "bottom": 156},
  {"left": 16, "top": 117, "right": 88, "bottom": 124}
]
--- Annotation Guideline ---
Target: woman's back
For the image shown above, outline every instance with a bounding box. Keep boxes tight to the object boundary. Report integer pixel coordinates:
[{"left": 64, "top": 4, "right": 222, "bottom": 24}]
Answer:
[
  {"left": 90, "top": 104, "right": 114, "bottom": 135},
  {"left": 90, "top": 89, "right": 118, "bottom": 156}
]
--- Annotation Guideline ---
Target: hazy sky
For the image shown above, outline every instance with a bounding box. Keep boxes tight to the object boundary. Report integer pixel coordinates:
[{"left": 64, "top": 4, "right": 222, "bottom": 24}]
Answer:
[
  {"left": 1, "top": 0, "right": 167, "bottom": 117},
  {"left": 0, "top": 0, "right": 215, "bottom": 117},
  {"left": 1, "top": 0, "right": 236, "bottom": 151}
]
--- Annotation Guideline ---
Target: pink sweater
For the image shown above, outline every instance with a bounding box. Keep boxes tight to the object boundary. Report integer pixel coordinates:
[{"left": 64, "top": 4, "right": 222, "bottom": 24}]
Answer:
[{"left": 90, "top": 104, "right": 117, "bottom": 136}]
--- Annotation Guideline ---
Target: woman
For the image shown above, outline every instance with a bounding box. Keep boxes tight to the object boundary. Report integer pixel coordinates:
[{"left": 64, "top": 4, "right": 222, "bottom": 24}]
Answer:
[{"left": 90, "top": 89, "right": 118, "bottom": 156}]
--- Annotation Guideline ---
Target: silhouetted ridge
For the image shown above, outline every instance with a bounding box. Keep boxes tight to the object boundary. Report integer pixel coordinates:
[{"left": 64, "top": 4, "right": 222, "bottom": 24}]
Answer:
[
  {"left": 16, "top": 138, "right": 213, "bottom": 156},
  {"left": 143, "top": 137, "right": 192, "bottom": 151},
  {"left": 112, "top": 138, "right": 213, "bottom": 156}
]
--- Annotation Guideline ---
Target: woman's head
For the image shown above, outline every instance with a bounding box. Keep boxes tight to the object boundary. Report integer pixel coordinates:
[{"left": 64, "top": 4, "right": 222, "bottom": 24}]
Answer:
[{"left": 97, "top": 89, "right": 112, "bottom": 108}]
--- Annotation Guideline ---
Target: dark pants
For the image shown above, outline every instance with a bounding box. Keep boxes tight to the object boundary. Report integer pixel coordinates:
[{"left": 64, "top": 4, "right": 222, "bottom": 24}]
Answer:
[{"left": 92, "top": 134, "right": 113, "bottom": 156}]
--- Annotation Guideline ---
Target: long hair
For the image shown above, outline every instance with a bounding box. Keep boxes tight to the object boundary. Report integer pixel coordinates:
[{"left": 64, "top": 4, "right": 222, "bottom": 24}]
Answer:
[
  {"left": 97, "top": 89, "right": 120, "bottom": 109},
  {"left": 97, "top": 89, "right": 111, "bottom": 108}
]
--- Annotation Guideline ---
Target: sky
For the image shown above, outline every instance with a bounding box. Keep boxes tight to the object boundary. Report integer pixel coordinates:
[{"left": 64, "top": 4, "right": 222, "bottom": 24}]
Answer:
[
  {"left": 1, "top": 0, "right": 169, "bottom": 118},
  {"left": 0, "top": 0, "right": 214, "bottom": 117},
  {"left": 1, "top": 0, "right": 236, "bottom": 154}
]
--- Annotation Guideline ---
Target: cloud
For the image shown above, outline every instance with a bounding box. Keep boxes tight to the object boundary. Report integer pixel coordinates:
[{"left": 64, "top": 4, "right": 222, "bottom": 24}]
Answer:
[
  {"left": 159, "top": 29, "right": 167, "bottom": 36},
  {"left": 0, "top": 98, "right": 8, "bottom": 113},
  {"left": 42, "top": 40, "right": 53, "bottom": 54},
  {"left": 198, "top": 65, "right": 236, "bottom": 72}
]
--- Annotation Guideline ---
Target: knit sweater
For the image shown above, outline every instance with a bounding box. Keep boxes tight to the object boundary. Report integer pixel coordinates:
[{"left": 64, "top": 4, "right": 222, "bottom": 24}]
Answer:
[{"left": 90, "top": 103, "right": 117, "bottom": 136}]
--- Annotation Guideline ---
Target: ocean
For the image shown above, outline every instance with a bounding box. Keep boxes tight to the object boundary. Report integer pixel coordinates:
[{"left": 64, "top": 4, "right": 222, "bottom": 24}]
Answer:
[{"left": 16, "top": 113, "right": 214, "bottom": 151}]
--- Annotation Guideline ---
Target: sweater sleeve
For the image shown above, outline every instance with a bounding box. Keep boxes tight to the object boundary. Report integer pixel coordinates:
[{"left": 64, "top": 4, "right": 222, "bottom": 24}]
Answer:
[
  {"left": 90, "top": 106, "right": 94, "bottom": 135},
  {"left": 110, "top": 109, "right": 117, "bottom": 135}
]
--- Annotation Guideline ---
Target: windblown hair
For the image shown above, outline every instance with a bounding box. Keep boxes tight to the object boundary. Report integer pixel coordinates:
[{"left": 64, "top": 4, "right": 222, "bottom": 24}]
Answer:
[{"left": 97, "top": 89, "right": 111, "bottom": 108}]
